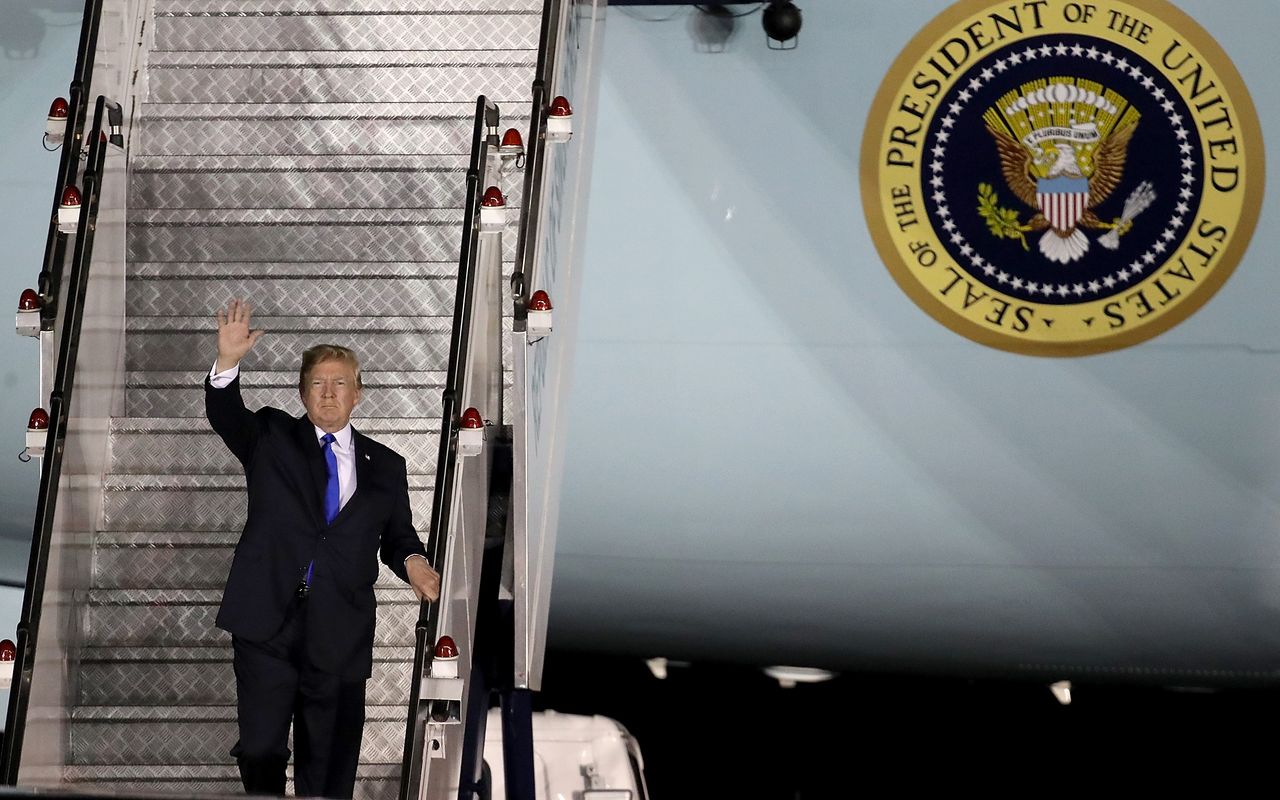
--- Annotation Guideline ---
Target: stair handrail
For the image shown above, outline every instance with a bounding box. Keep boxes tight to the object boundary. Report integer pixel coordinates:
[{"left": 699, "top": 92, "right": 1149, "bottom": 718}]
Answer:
[
  {"left": 2, "top": 95, "right": 123, "bottom": 785},
  {"left": 510, "top": 0, "right": 566, "bottom": 326},
  {"left": 398, "top": 95, "right": 500, "bottom": 800},
  {"left": 35, "top": 0, "right": 110, "bottom": 333}
]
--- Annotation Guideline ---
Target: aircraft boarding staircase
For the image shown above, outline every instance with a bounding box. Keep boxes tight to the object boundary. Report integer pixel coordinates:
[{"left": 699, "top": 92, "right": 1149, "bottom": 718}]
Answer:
[{"left": 2, "top": 0, "right": 602, "bottom": 798}]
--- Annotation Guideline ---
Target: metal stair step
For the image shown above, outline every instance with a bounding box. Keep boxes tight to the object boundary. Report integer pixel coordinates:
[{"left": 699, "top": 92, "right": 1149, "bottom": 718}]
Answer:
[
  {"left": 101, "top": 472, "right": 436, "bottom": 532},
  {"left": 125, "top": 369, "right": 450, "bottom": 418},
  {"left": 83, "top": 587, "right": 422, "bottom": 647},
  {"left": 69, "top": 704, "right": 408, "bottom": 766},
  {"left": 127, "top": 206, "right": 519, "bottom": 264},
  {"left": 129, "top": 268, "right": 515, "bottom": 321},
  {"left": 152, "top": 8, "right": 541, "bottom": 53},
  {"left": 128, "top": 153, "right": 508, "bottom": 211},
  {"left": 125, "top": 315, "right": 461, "bottom": 372},
  {"left": 109, "top": 416, "right": 441, "bottom": 475},
  {"left": 124, "top": 315, "right": 513, "bottom": 373},
  {"left": 77, "top": 645, "right": 414, "bottom": 706},
  {"left": 130, "top": 270, "right": 455, "bottom": 320},
  {"left": 147, "top": 49, "right": 533, "bottom": 104},
  {"left": 134, "top": 103, "right": 527, "bottom": 158},
  {"left": 92, "top": 531, "right": 425, "bottom": 591},
  {"left": 66, "top": 762, "right": 400, "bottom": 800},
  {"left": 148, "top": 48, "right": 536, "bottom": 68},
  {"left": 155, "top": 0, "right": 543, "bottom": 12}
]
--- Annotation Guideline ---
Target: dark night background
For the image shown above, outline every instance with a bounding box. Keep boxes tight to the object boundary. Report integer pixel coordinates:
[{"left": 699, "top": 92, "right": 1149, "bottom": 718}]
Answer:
[{"left": 535, "top": 649, "right": 1278, "bottom": 794}]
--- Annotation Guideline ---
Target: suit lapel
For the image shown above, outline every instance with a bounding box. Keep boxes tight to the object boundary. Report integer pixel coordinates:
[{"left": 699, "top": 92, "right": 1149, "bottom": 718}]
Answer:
[{"left": 294, "top": 416, "right": 328, "bottom": 528}]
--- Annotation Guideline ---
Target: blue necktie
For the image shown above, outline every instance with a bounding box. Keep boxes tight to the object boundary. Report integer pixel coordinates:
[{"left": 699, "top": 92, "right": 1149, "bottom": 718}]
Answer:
[
  {"left": 305, "top": 433, "right": 341, "bottom": 587},
  {"left": 321, "top": 433, "right": 341, "bottom": 524}
]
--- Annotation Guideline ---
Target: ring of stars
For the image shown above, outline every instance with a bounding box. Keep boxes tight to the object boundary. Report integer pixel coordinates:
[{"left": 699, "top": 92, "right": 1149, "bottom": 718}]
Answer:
[{"left": 928, "top": 40, "right": 1199, "bottom": 302}]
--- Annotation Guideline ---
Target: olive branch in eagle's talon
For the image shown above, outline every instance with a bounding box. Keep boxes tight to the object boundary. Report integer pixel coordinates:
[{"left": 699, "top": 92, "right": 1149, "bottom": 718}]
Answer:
[{"left": 977, "top": 182, "right": 1033, "bottom": 251}]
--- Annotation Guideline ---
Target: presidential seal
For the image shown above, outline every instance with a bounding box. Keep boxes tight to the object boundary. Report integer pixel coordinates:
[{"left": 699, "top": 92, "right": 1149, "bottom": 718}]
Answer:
[{"left": 861, "top": 0, "right": 1263, "bottom": 355}]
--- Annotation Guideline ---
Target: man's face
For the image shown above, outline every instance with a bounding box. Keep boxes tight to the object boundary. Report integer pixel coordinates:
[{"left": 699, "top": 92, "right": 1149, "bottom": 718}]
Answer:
[{"left": 302, "top": 358, "right": 362, "bottom": 433}]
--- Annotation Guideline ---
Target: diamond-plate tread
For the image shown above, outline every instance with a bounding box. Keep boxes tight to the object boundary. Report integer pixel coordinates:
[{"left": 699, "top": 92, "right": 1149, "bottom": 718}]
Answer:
[
  {"left": 148, "top": 48, "right": 537, "bottom": 67},
  {"left": 101, "top": 473, "right": 436, "bottom": 532},
  {"left": 131, "top": 152, "right": 471, "bottom": 173},
  {"left": 127, "top": 213, "right": 518, "bottom": 264},
  {"left": 134, "top": 107, "right": 528, "bottom": 158},
  {"left": 129, "top": 271, "right": 461, "bottom": 316},
  {"left": 142, "top": 100, "right": 482, "bottom": 120},
  {"left": 125, "top": 370, "right": 450, "bottom": 418},
  {"left": 129, "top": 152, "right": 482, "bottom": 211},
  {"left": 156, "top": 0, "right": 542, "bottom": 12},
  {"left": 93, "top": 532, "right": 423, "bottom": 591},
  {"left": 133, "top": 206, "right": 467, "bottom": 225},
  {"left": 69, "top": 705, "right": 408, "bottom": 765},
  {"left": 149, "top": 62, "right": 530, "bottom": 105},
  {"left": 126, "top": 315, "right": 459, "bottom": 371},
  {"left": 127, "top": 258, "right": 497, "bottom": 280},
  {"left": 67, "top": 763, "right": 400, "bottom": 800},
  {"left": 84, "top": 587, "right": 422, "bottom": 647},
  {"left": 109, "top": 417, "right": 442, "bottom": 475},
  {"left": 126, "top": 315, "right": 513, "bottom": 372},
  {"left": 153, "top": 12, "right": 541, "bottom": 53},
  {"left": 130, "top": 162, "right": 522, "bottom": 213},
  {"left": 78, "top": 646, "right": 414, "bottom": 705}
]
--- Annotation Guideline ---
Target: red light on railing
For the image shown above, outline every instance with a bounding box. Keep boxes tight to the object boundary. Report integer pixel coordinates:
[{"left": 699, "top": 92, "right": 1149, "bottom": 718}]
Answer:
[
  {"left": 461, "top": 408, "right": 483, "bottom": 430},
  {"left": 28, "top": 408, "right": 49, "bottom": 430},
  {"left": 18, "top": 289, "right": 41, "bottom": 311},
  {"left": 60, "top": 185, "right": 81, "bottom": 207},
  {"left": 549, "top": 96, "right": 573, "bottom": 117},
  {"left": 434, "top": 636, "right": 459, "bottom": 659},
  {"left": 481, "top": 186, "right": 505, "bottom": 207},
  {"left": 501, "top": 128, "right": 524, "bottom": 148},
  {"left": 0, "top": 639, "right": 15, "bottom": 662},
  {"left": 529, "top": 291, "right": 552, "bottom": 312},
  {"left": 48, "top": 98, "right": 69, "bottom": 120}
]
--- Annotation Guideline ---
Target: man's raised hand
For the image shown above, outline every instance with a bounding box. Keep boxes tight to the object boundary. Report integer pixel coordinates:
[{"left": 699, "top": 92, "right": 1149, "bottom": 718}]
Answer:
[{"left": 215, "top": 299, "right": 264, "bottom": 373}]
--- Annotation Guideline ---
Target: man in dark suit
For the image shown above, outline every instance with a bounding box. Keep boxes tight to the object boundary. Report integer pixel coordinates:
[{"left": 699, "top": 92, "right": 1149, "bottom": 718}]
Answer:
[{"left": 206, "top": 299, "right": 441, "bottom": 799}]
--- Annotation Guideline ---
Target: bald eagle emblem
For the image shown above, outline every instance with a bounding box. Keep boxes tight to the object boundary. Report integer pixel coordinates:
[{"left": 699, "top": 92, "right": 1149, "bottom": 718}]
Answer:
[{"left": 979, "top": 78, "right": 1155, "bottom": 264}]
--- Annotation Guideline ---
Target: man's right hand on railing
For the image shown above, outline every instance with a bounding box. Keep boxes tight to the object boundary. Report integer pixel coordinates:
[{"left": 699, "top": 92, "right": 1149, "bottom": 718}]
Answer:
[{"left": 215, "top": 298, "right": 264, "bottom": 372}]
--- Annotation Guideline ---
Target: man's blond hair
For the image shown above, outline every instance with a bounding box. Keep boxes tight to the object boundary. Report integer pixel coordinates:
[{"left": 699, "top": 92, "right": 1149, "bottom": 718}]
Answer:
[{"left": 299, "top": 344, "right": 362, "bottom": 393}]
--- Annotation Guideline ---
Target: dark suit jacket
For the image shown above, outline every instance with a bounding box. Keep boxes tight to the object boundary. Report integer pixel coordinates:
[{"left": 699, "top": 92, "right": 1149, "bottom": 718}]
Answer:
[{"left": 205, "top": 375, "right": 427, "bottom": 680}]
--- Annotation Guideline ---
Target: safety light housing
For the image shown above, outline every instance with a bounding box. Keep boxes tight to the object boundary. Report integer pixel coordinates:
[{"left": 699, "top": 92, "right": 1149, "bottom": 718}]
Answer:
[
  {"left": 499, "top": 127, "right": 525, "bottom": 171},
  {"left": 527, "top": 290, "right": 553, "bottom": 338},
  {"left": 431, "top": 635, "right": 460, "bottom": 678},
  {"left": 16, "top": 289, "right": 41, "bottom": 337},
  {"left": 547, "top": 96, "right": 573, "bottom": 143},
  {"left": 458, "top": 407, "right": 484, "bottom": 457},
  {"left": 45, "top": 97, "right": 69, "bottom": 146},
  {"left": 58, "top": 185, "right": 82, "bottom": 234},
  {"left": 479, "top": 186, "right": 506, "bottom": 232},
  {"left": 26, "top": 407, "right": 49, "bottom": 457}
]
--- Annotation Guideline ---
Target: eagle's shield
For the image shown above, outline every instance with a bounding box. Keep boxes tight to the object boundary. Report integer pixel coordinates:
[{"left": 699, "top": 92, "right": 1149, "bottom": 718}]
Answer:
[{"left": 1036, "top": 176, "right": 1090, "bottom": 232}]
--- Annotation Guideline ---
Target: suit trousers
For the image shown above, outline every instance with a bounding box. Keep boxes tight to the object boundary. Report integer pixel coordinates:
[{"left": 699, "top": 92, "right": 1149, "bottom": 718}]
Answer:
[{"left": 231, "top": 594, "right": 366, "bottom": 799}]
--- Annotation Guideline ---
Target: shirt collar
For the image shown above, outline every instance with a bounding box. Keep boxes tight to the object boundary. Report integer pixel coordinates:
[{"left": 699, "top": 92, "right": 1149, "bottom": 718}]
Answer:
[{"left": 315, "top": 423, "right": 353, "bottom": 451}]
